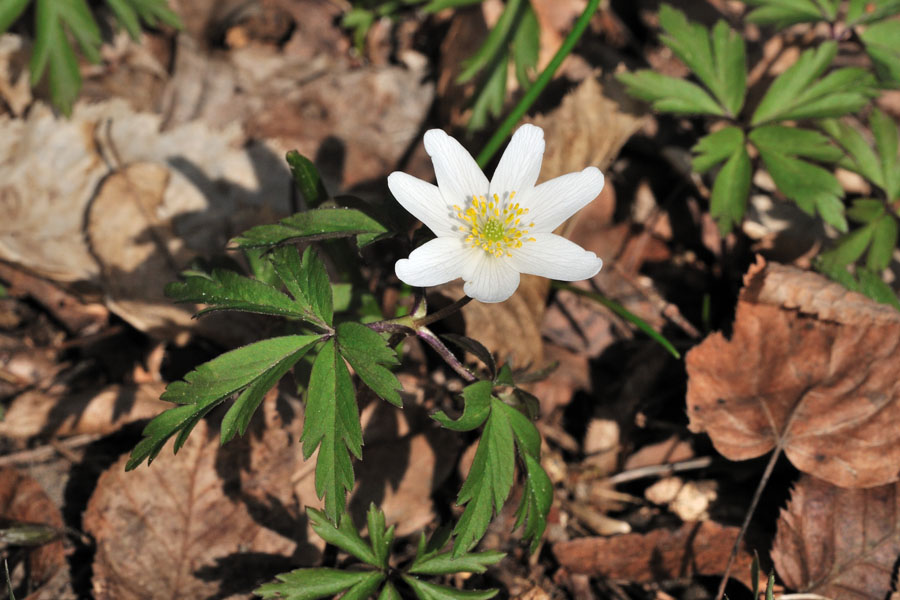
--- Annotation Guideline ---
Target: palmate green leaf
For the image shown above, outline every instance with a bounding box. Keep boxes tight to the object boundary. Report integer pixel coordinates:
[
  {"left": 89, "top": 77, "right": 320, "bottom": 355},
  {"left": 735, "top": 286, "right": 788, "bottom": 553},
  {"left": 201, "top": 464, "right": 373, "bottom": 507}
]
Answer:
[
  {"left": 286, "top": 150, "right": 329, "bottom": 209},
  {"left": 336, "top": 322, "right": 402, "bottom": 407},
  {"left": 658, "top": 5, "right": 746, "bottom": 116},
  {"left": 742, "top": 0, "right": 828, "bottom": 27},
  {"left": 871, "top": 108, "right": 900, "bottom": 200},
  {"left": 819, "top": 224, "right": 875, "bottom": 268},
  {"left": 232, "top": 208, "right": 389, "bottom": 250},
  {"left": 272, "top": 246, "right": 333, "bottom": 327},
  {"left": 860, "top": 18, "right": 900, "bottom": 86},
  {"left": 847, "top": 198, "right": 886, "bottom": 224},
  {"left": 820, "top": 119, "right": 885, "bottom": 189},
  {"left": 710, "top": 144, "right": 751, "bottom": 235},
  {"left": 869, "top": 215, "right": 898, "bottom": 271},
  {"left": 367, "top": 503, "right": 395, "bottom": 569},
  {"left": 512, "top": 3, "right": 539, "bottom": 90},
  {"left": 307, "top": 508, "right": 378, "bottom": 567},
  {"left": 749, "top": 125, "right": 842, "bottom": 162},
  {"left": 616, "top": 71, "right": 723, "bottom": 116},
  {"left": 692, "top": 126, "right": 744, "bottom": 173},
  {"left": 751, "top": 42, "right": 876, "bottom": 126},
  {"left": 255, "top": 568, "right": 383, "bottom": 600},
  {"left": 432, "top": 380, "right": 492, "bottom": 432},
  {"left": 816, "top": 260, "right": 900, "bottom": 310},
  {"left": 378, "top": 583, "right": 402, "bottom": 600},
  {"left": 750, "top": 127, "right": 847, "bottom": 232},
  {"left": 302, "top": 338, "right": 362, "bottom": 522},
  {"left": 126, "top": 335, "right": 321, "bottom": 470},
  {"left": 402, "top": 576, "right": 498, "bottom": 600},
  {"left": 105, "top": 0, "right": 181, "bottom": 39},
  {"left": 409, "top": 533, "right": 504, "bottom": 576}
]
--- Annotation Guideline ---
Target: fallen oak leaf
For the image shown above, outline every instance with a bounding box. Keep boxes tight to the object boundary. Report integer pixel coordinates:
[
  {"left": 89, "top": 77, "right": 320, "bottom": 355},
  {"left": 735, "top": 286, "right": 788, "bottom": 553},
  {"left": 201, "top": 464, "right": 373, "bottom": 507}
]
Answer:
[
  {"left": 772, "top": 474, "right": 900, "bottom": 600},
  {"left": 686, "top": 257, "right": 900, "bottom": 488}
]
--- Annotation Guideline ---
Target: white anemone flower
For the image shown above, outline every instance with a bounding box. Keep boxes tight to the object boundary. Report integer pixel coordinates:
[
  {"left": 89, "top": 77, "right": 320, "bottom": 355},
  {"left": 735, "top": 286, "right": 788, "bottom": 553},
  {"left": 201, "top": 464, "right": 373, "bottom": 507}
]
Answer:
[{"left": 390, "top": 124, "right": 604, "bottom": 303}]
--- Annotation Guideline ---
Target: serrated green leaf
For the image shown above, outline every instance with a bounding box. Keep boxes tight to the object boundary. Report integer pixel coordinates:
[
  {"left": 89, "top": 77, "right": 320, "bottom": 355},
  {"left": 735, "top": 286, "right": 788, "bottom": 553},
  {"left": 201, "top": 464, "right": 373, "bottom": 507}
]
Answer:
[
  {"left": 693, "top": 126, "right": 744, "bottom": 173},
  {"left": 220, "top": 340, "right": 315, "bottom": 443},
  {"left": 467, "top": 46, "right": 508, "bottom": 132},
  {"left": 512, "top": 453, "right": 552, "bottom": 552},
  {"left": 749, "top": 125, "right": 842, "bottom": 162},
  {"left": 847, "top": 198, "right": 886, "bottom": 224},
  {"left": 776, "top": 68, "right": 876, "bottom": 121},
  {"left": 0, "top": 0, "right": 29, "bottom": 32},
  {"left": 658, "top": 5, "right": 716, "bottom": 93},
  {"left": 105, "top": 0, "right": 141, "bottom": 38},
  {"left": 124, "top": 0, "right": 182, "bottom": 28},
  {"left": 512, "top": 3, "right": 538, "bottom": 89},
  {"left": 402, "top": 576, "right": 498, "bottom": 600},
  {"left": 302, "top": 338, "right": 362, "bottom": 522},
  {"left": 860, "top": 19, "right": 900, "bottom": 85},
  {"left": 378, "top": 582, "right": 402, "bottom": 600},
  {"left": 232, "top": 208, "right": 389, "bottom": 250},
  {"left": 432, "top": 380, "right": 492, "bottom": 432},
  {"left": 743, "top": 0, "right": 826, "bottom": 27},
  {"left": 452, "top": 397, "right": 515, "bottom": 555},
  {"left": 871, "top": 108, "right": 900, "bottom": 200},
  {"left": 336, "top": 321, "right": 402, "bottom": 407},
  {"left": 254, "top": 568, "right": 381, "bottom": 600},
  {"left": 820, "top": 119, "right": 885, "bottom": 188},
  {"left": 307, "top": 508, "right": 378, "bottom": 566},
  {"left": 127, "top": 335, "right": 320, "bottom": 470},
  {"left": 272, "top": 246, "right": 333, "bottom": 327},
  {"left": 820, "top": 224, "right": 875, "bottom": 268},
  {"left": 856, "top": 267, "right": 900, "bottom": 310},
  {"left": 287, "top": 150, "right": 329, "bottom": 209},
  {"left": 751, "top": 42, "right": 837, "bottom": 125},
  {"left": 617, "top": 70, "right": 724, "bottom": 116},
  {"left": 711, "top": 20, "right": 746, "bottom": 116},
  {"left": 868, "top": 215, "right": 898, "bottom": 271},
  {"left": 166, "top": 268, "right": 323, "bottom": 324},
  {"left": 847, "top": 0, "right": 900, "bottom": 24},
  {"left": 709, "top": 144, "right": 751, "bottom": 234},
  {"left": 366, "top": 504, "right": 394, "bottom": 568},
  {"left": 409, "top": 546, "right": 504, "bottom": 576}
]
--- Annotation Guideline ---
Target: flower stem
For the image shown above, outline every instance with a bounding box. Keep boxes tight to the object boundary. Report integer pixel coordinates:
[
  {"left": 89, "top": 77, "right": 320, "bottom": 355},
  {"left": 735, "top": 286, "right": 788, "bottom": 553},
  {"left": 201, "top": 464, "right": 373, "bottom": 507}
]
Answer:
[
  {"left": 475, "top": 0, "right": 602, "bottom": 168},
  {"left": 414, "top": 295, "right": 473, "bottom": 328},
  {"left": 417, "top": 326, "right": 477, "bottom": 382}
]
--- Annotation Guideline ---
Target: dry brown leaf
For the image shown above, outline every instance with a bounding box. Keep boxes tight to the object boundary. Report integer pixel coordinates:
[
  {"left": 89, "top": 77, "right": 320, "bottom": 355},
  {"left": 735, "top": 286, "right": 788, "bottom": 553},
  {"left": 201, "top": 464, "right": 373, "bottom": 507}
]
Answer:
[
  {"left": 772, "top": 474, "right": 900, "bottom": 600},
  {"left": 0, "top": 384, "right": 170, "bottom": 440},
  {"left": 0, "top": 467, "right": 65, "bottom": 591},
  {"left": 84, "top": 419, "right": 300, "bottom": 600},
  {"left": 686, "top": 257, "right": 900, "bottom": 488},
  {"left": 0, "top": 35, "right": 31, "bottom": 116},
  {"left": 553, "top": 520, "right": 754, "bottom": 589}
]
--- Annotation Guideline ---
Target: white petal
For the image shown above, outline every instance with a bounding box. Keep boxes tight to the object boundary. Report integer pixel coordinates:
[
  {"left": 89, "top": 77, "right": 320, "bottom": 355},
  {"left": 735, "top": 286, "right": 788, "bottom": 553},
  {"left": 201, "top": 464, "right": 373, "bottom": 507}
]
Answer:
[
  {"left": 462, "top": 253, "right": 521, "bottom": 303},
  {"left": 519, "top": 167, "right": 605, "bottom": 233},
  {"left": 423, "top": 129, "right": 489, "bottom": 206},
  {"left": 508, "top": 233, "right": 602, "bottom": 281},
  {"left": 395, "top": 237, "right": 472, "bottom": 287},
  {"left": 387, "top": 172, "right": 458, "bottom": 236},
  {"left": 489, "top": 124, "right": 545, "bottom": 197}
]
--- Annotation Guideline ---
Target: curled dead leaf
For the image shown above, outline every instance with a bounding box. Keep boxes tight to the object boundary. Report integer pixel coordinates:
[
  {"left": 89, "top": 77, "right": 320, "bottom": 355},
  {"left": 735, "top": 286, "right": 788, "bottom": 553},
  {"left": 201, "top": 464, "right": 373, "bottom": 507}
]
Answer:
[
  {"left": 772, "top": 474, "right": 900, "bottom": 600},
  {"left": 687, "top": 257, "right": 900, "bottom": 488}
]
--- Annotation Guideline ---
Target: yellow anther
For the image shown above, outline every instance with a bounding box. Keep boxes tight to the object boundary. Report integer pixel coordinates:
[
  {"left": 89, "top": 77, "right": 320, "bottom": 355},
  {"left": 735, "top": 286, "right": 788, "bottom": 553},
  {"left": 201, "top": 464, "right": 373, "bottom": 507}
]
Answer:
[{"left": 456, "top": 190, "right": 535, "bottom": 257}]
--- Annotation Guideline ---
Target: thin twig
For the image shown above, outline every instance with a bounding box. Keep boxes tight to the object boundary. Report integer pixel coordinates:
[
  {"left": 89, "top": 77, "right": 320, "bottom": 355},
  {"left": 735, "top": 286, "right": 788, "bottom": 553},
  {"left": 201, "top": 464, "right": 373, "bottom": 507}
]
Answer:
[
  {"left": 0, "top": 434, "right": 101, "bottom": 467},
  {"left": 715, "top": 446, "right": 783, "bottom": 600},
  {"left": 414, "top": 296, "right": 473, "bottom": 328},
  {"left": 417, "top": 326, "right": 476, "bottom": 382},
  {"left": 607, "top": 456, "right": 713, "bottom": 485}
]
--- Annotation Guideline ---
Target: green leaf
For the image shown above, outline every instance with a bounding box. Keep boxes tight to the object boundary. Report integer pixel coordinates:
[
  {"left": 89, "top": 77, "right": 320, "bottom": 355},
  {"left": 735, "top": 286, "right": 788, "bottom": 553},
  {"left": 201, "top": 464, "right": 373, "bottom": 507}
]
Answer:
[
  {"left": 127, "top": 335, "right": 320, "bottom": 469},
  {"left": 657, "top": 6, "right": 746, "bottom": 116},
  {"left": 743, "top": 0, "right": 826, "bottom": 27},
  {"left": 467, "top": 47, "right": 508, "bottom": 132},
  {"left": 335, "top": 322, "right": 402, "bottom": 407},
  {"left": 452, "top": 397, "right": 515, "bottom": 555},
  {"left": 0, "top": 0, "right": 29, "bottom": 32},
  {"left": 692, "top": 126, "right": 744, "bottom": 173},
  {"left": 512, "top": 453, "right": 552, "bottom": 551},
  {"left": 868, "top": 215, "right": 898, "bottom": 271},
  {"left": 856, "top": 267, "right": 900, "bottom": 310},
  {"left": 617, "top": 70, "right": 724, "bottom": 116},
  {"left": 166, "top": 268, "right": 322, "bottom": 324},
  {"left": 709, "top": 144, "right": 752, "bottom": 235},
  {"left": 748, "top": 125, "right": 842, "bottom": 162},
  {"left": 402, "top": 576, "right": 498, "bottom": 600},
  {"left": 409, "top": 540, "right": 504, "bottom": 576},
  {"left": 232, "top": 208, "right": 389, "bottom": 250},
  {"left": 847, "top": 0, "right": 900, "bottom": 25},
  {"left": 366, "top": 504, "right": 395, "bottom": 569},
  {"left": 422, "top": 0, "right": 483, "bottom": 12},
  {"left": 271, "top": 246, "right": 334, "bottom": 327},
  {"left": 871, "top": 108, "right": 900, "bottom": 200},
  {"left": 751, "top": 43, "right": 875, "bottom": 126},
  {"left": 378, "top": 582, "right": 402, "bottom": 600},
  {"left": 860, "top": 19, "right": 900, "bottom": 85},
  {"left": 820, "top": 224, "right": 875, "bottom": 268},
  {"left": 255, "top": 568, "right": 382, "bottom": 600},
  {"left": 512, "top": 3, "right": 539, "bottom": 90},
  {"left": 457, "top": 0, "right": 523, "bottom": 84},
  {"left": 307, "top": 508, "right": 378, "bottom": 566},
  {"left": 432, "top": 380, "right": 492, "bottom": 432},
  {"left": 302, "top": 338, "right": 362, "bottom": 522},
  {"left": 286, "top": 151, "right": 329, "bottom": 209},
  {"left": 846, "top": 198, "right": 885, "bottom": 224},
  {"left": 820, "top": 119, "right": 885, "bottom": 188}
]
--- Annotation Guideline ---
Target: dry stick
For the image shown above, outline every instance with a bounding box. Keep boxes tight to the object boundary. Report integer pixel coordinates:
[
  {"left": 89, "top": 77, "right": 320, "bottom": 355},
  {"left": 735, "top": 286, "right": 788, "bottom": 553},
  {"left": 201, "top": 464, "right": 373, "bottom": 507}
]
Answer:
[
  {"left": 714, "top": 444, "right": 784, "bottom": 600},
  {"left": 607, "top": 456, "right": 713, "bottom": 485},
  {"left": 0, "top": 433, "right": 101, "bottom": 467}
]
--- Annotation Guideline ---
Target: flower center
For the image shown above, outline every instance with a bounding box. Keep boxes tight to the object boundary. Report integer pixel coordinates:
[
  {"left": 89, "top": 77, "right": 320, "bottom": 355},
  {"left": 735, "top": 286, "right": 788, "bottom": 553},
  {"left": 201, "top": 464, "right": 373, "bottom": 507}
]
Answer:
[{"left": 454, "top": 192, "right": 536, "bottom": 258}]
